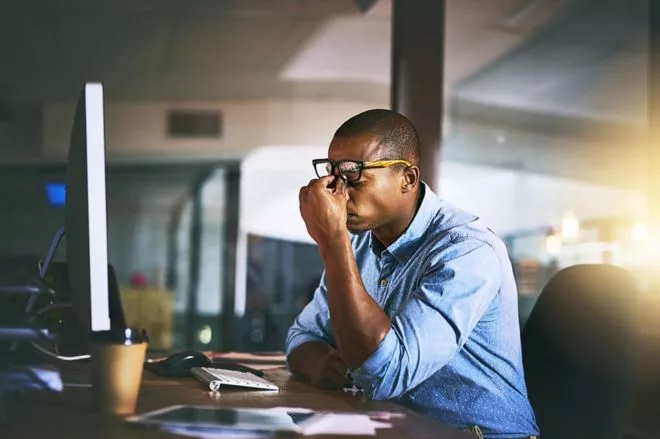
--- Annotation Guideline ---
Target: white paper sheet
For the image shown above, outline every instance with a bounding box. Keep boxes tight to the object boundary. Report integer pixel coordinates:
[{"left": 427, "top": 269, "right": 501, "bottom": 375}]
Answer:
[
  {"left": 300, "top": 413, "right": 391, "bottom": 436},
  {"left": 131, "top": 405, "right": 395, "bottom": 438}
]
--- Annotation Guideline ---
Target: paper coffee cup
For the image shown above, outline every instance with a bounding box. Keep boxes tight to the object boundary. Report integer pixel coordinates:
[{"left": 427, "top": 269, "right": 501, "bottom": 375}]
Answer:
[{"left": 90, "top": 329, "right": 147, "bottom": 415}]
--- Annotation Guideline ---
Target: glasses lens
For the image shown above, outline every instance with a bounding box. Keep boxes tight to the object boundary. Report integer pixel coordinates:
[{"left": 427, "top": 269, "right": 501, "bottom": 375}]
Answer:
[
  {"left": 338, "top": 161, "right": 361, "bottom": 182},
  {"left": 314, "top": 161, "right": 332, "bottom": 178}
]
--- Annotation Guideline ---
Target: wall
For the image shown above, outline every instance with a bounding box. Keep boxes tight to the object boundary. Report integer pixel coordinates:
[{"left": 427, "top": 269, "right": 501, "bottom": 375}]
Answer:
[
  {"left": 0, "top": 109, "right": 43, "bottom": 163},
  {"left": 0, "top": 167, "right": 66, "bottom": 263},
  {"left": 0, "top": 164, "right": 204, "bottom": 290},
  {"left": 233, "top": 145, "right": 646, "bottom": 314},
  {"left": 439, "top": 162, "right": 646, "bottom": 236},
  {"left": 238, "top": 146, "right": 646, "bottom": 242},
  {"left": 42, "top": 100, "right": 380, "bottom": 161}
]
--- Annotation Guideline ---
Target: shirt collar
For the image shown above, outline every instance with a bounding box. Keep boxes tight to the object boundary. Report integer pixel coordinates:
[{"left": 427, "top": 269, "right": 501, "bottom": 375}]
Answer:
[{"left": 369, "top": 182, "right": 478, "bottom": 263}]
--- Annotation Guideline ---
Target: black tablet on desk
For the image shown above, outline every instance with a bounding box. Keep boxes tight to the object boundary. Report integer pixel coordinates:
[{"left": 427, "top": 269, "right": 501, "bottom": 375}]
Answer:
[{"left": 128, "top": 405, "right": 318, "bottom": 434}]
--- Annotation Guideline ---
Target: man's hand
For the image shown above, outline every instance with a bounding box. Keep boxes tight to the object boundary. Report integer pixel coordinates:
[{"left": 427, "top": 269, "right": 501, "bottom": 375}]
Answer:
[
  {"left": 308, "top": 350, "right": 350, "bottom": 390},
  {"left": 299, "top": 175, "right": 350, "bottom": 245},
  {"left": 288, "top": 341, "right": 350, "bottom": 390}
]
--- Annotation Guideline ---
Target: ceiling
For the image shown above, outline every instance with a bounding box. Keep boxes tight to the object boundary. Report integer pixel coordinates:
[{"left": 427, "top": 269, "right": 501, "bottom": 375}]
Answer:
[
  {"left": 0, "top": 0, "right": 353, "bottom": 106},
  {"left": 0, "top": 0, "right": 650, "bottom": 190},
  {"left": 448, "top": 0, "right": 649, "bottom": 189},
  {"left": 453, "top": 0, "right": 647, "bottom": 123},
  {"left": 0, "top": 0, "right": 565, "bottom": 108}
]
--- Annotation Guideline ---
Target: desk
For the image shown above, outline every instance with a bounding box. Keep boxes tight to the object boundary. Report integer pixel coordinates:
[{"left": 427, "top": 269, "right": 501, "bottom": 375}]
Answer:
[{"left": 2, "top": 363, "right": 470, "bottom": 439}]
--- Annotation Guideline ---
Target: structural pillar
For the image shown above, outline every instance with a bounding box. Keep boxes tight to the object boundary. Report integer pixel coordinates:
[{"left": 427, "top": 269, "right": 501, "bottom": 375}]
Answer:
[
  {"left": 221, "top": 164, "right": 241, "bottom": 351},
  {"left": 391, "top": 0, "right": 445, "bottom": 192}
]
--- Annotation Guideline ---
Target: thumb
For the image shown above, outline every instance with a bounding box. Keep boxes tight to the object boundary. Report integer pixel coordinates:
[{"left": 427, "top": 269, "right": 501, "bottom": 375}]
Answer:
[{"left": 334, "top": 178, "right": 349, "bottom": 201}]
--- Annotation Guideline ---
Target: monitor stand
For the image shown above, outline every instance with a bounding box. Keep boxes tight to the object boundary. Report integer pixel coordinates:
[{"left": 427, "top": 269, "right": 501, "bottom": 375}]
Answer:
[{"left": 21, "top": 228, "right": 127, "bottom": 359}]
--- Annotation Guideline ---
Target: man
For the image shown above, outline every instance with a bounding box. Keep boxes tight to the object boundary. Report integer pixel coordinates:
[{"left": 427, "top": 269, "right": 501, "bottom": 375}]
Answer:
[{"left": 287, "top": 109, "right": 539, "bottom": 438}]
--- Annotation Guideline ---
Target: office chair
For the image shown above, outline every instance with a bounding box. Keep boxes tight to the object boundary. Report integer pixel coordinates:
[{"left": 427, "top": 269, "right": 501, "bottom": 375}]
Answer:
[{"left": 521, "top": 264, "right": 641, "bottom": 439}]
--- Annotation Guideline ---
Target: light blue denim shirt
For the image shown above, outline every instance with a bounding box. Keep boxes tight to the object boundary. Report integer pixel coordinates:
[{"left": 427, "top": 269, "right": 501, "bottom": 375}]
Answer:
[{"left": 286, "top": 183, "right": 539, "bottom": 438}]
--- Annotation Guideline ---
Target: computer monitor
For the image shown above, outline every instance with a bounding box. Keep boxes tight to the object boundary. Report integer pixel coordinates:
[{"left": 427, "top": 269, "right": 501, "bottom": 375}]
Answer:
[{"left": 65, "top": 82, "right": 120, "bottom": 334}]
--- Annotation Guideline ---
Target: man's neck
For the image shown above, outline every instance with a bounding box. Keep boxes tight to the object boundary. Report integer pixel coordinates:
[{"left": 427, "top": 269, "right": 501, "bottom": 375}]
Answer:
[{"left": 372, "top": 187, "right": 423, "bottom": 249}]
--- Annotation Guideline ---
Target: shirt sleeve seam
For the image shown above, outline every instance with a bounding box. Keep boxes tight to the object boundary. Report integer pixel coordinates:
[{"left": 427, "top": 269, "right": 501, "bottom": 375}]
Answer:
[{"left": 447, "top": 233, "right": 504, "bottom": 295}]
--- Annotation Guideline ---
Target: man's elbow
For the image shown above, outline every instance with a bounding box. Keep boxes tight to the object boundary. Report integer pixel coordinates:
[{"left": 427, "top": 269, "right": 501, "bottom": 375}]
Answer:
[
  {"left": 284, "top": 327, "right": 309, "bottom": 357},
  {"left": 350, "top": 329, "right": 409, "bottom": 400},
  {"left": 353, "top": 361, "right": 410, "bottom": 400},
  {"left": 357, "top": 374, "right": 406, "bottom": 401}
]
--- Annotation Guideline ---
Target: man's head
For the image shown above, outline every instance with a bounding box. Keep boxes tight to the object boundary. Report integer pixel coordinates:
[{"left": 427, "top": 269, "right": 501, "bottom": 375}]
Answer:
[{"left": 325, "top": 109, "right": 422, "bottom": 234}]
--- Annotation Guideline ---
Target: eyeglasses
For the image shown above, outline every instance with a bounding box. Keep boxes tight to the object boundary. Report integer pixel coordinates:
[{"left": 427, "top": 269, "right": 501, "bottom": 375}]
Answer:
[{"left": 312, "top": 158, "right": 412, "bottom": 183}]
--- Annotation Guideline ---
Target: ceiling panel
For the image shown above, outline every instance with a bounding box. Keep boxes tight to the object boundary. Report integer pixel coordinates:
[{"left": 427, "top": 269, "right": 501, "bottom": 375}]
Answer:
[
  {"left": 54, "top": 12, "right": 171, "bottom": 72},
  {"left": 1, "top": 0, "right": 179, "bottom": 14},
  {"left": 166, "top": 17, "right": 304, "bottom": 72},
  {"left": 178, "top": 0, "right": 356, "bottom": 19},
  {"left": 0, "top": 11, "right": 59, "bottom": 77},
  {"left": 445, "top": 27, "right": 524, "bottom": 84},
  {"left": 280, "top": 17, "right": 390, "bottom": 84},
  {"left": 454, "top": 0, "right": 647, "bottom": 122}
]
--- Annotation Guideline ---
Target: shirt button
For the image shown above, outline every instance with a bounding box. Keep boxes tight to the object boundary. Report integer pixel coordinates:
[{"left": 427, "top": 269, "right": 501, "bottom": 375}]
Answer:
[{"left": 380, "top": 279, "right": 388, "bottom": 288}]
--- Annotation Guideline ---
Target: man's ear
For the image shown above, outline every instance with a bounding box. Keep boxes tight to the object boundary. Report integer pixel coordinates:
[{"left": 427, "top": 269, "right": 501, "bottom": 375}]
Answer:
[{"left": 401, "top": 166, "right": 420, "bottom": 193}]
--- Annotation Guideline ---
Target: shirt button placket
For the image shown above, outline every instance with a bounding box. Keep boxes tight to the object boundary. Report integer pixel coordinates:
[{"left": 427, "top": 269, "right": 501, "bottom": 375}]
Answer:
[{"left": 378, "top": 254, "right": 394, "bottom": 302}]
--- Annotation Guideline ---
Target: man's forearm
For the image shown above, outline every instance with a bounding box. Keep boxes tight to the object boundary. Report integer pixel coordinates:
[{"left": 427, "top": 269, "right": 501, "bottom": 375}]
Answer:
[
  {"left": 288, "top": 341, "right": 335, "bottom": 381},
  {"left": 319, "top": 235, "right": 391, "bottom": 369}
]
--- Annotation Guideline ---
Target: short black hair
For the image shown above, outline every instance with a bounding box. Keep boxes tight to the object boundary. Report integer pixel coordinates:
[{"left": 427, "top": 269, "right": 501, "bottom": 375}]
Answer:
[{"left": 333, "top": 109, "right": 420, "bottom": 165}]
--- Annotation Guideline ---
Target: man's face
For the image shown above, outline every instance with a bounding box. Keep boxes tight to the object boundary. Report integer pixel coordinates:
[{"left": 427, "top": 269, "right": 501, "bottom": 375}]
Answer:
[{"left": 327, "top": 134, "right": 405, "bottom": 233}]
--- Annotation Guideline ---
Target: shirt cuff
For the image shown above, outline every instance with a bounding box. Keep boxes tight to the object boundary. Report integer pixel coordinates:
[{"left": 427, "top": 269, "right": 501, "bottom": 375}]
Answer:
[
  {"left": 351, "top": 327, "right": 398, "bottom": 396},
  {"left": 285, "top": 332, "right": 326, "bottom": 358}
]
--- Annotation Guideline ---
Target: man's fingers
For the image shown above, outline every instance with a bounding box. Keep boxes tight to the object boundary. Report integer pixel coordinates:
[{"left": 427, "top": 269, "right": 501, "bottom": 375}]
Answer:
[
  {"left": 315, "top": 175, "right": 336, "bottom": 189},
  {"left": 317, "top": 352, "right": 349, "bottom": 387},
  {"left": 324, "top": 366, "right": 349, "bottom": 387},
  {"left": 328, "top": 352, "right": 347, "bottom": 368},
  {"left": 299, "top": 186, "right": 308, "bottom": 205},
  {"left": 333, "top": 178, "right": 349, "bottom": 200},
  {"left": 327, "top": 355, "right": 348, "bottom": 376}
]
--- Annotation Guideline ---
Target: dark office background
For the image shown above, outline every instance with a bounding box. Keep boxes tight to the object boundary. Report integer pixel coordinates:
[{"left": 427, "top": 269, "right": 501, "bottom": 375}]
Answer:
[{"left": 0, "top": 3, "right": 659, "bottom": 435}]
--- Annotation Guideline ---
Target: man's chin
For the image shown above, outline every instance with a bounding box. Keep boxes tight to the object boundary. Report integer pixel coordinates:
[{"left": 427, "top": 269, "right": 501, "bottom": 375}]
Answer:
[{"left": 346, "top": 215, "right": 369, "bottom": 233}]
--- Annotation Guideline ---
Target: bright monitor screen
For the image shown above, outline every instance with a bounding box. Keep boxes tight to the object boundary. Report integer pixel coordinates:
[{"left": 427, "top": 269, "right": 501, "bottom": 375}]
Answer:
[{"left": 65, "top": 83, "right": 111, "bottom": 332}]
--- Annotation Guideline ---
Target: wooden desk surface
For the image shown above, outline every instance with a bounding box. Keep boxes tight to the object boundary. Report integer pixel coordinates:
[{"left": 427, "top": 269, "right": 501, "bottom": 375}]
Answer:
[{"left": 2, "top": 363, "right": 470, "bottom": 439}]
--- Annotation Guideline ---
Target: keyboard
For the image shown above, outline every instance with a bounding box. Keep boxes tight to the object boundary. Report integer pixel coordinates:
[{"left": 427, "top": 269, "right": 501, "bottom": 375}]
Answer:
[{"left": 191, "top": 366, "right": 279, "bottom": 391}]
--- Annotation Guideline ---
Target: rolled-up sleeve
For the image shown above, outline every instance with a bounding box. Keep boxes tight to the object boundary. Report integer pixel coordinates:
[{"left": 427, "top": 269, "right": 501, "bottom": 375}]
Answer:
[
  {"left": 285, "top": 272, "right": 335, "bottom": 357},
  {"left": 351, "top": 238, "right": 502, "bottom": 400}
]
